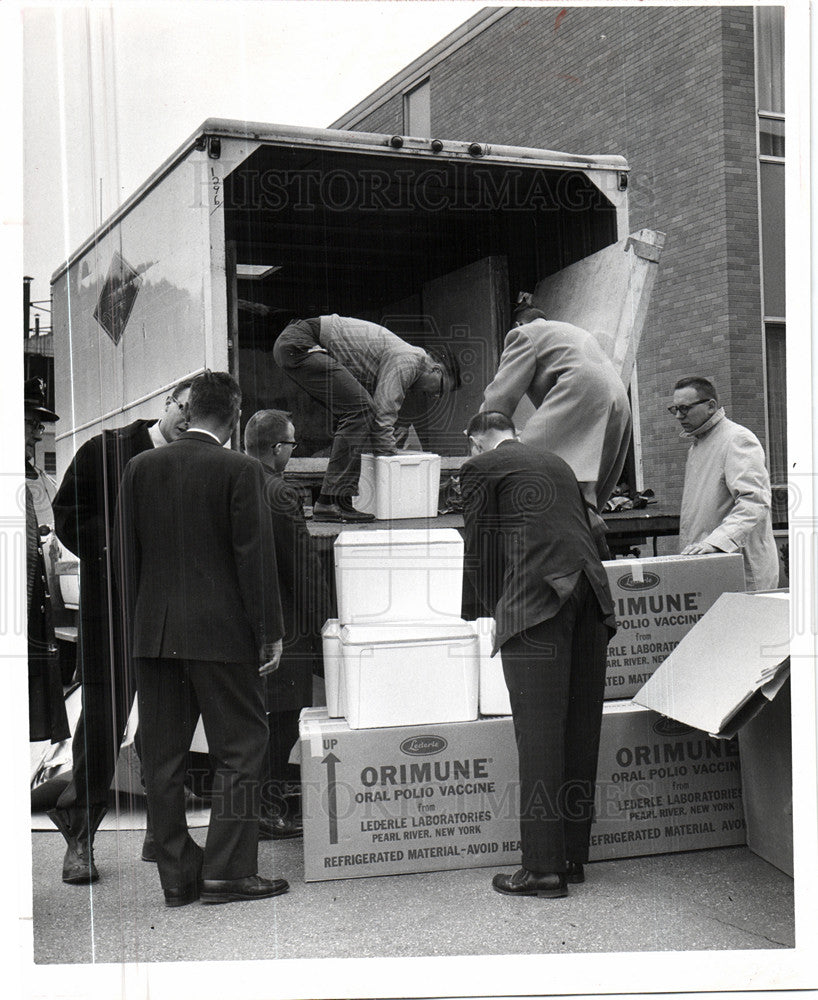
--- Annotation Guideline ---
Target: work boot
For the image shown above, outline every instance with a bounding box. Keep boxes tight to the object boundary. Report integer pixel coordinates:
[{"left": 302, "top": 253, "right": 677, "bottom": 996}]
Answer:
[
  {"left": 336, "top": 497, "right": 375, "bottom": 523},
  {"left": 47, "top": 805, "right": 108, "bottom": 885}
]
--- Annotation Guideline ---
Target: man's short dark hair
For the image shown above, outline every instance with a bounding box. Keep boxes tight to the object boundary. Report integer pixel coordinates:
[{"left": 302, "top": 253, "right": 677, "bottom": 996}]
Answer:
[
  {"left": 170, "top": 377, "right": 194, "bottom": 400},
  {"left": 466, "top": 411, "right": 516, "bottom": 437},
  {"left": 188, "top": 371, "right": 241, "bottom": 425},
  {"left": 512, "top": 304, "right": 548, "bottom": 326},
  {"left": 425, "top": 345, "right": 462, "bottom": 392},
  {"left": 244, "top": 409, "right": 292, "bottom": 456},
  {"left": 674, "top": 376, "right": 718, "bottom": 403}
]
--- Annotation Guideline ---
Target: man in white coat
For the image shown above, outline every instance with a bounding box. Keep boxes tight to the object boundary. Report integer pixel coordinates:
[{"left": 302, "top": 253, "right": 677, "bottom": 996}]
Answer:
[
  {"left": 480, "top": 305, "right": 631, "bottom": 548},
  {"left": 670, "top": 376, "right": 780, "bottom": 591}
]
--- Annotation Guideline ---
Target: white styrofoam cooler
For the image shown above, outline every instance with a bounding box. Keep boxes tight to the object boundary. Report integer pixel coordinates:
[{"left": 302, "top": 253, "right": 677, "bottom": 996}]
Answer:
[
  {"left": 472, "top": 617, "right": 511, "bottom": 715},
  {"left": 357, "top": 452, "right": 441, "bottom": 520},
  {"left": 340, "top": 620, "right": 479, "bottom": 729},
  {"left": 334, "top": 528, "right": 464, "bottom": 624},
  {"left": 321, "top": 619, "right": 345, "bottom": 718}
]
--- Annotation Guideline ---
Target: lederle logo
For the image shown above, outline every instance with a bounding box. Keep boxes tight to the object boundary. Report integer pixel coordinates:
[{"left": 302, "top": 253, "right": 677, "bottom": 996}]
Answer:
[
  {"left": 400, "top": 736, "right": 448, "bottom": 756},
  {"left": 652, "top": 717, "right": 695, "bottom": 737},
  {"left": 617, "top": 571, "right": 661, "bottom": 591}
]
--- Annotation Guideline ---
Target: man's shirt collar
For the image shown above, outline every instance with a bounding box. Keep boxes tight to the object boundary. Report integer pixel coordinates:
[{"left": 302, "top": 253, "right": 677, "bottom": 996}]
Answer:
[{"left": 185, "top": 427, "right": 223, "bottom": 444}]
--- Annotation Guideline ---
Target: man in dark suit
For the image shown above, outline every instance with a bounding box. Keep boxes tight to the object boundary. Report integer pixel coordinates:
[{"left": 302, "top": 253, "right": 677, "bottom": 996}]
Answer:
[
  {"left": 48, "top": 378, "right": 191, "bottom": 884},
  {"left": 460, "top": 411, "right": 616, "bottom": 898},
  {"left": 244, "top": 409, "right": 333, "bottom": 839},
  {"left": 116, "top": 371, "right": 288, "bottom": 907}
]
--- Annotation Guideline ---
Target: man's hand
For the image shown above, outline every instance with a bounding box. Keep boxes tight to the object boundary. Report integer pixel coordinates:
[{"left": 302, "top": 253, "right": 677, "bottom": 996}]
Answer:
[
  {"left": 259, "top": 639, "right": 283, "bottom": 677},
  {"left": 681, "top": 542, "right": 720, "bottom": 555}
]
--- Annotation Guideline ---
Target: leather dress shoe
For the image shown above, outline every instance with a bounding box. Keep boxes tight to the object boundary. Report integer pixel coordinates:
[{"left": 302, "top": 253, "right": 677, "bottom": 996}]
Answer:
[
  {"left": 259, "top": 814, "right": 303, "bottom": 840},
  {"left": 566, "top": 861, "right": 585, "bottom": 884},
  {"left": 164, "top": 880, "right": 201, "bottom": 908},
  {"left": 492, "top": 867, "right": 568, "bottom": 899},
  {"left": 200, "top": 875, "right": 289, "bottom": 904}
]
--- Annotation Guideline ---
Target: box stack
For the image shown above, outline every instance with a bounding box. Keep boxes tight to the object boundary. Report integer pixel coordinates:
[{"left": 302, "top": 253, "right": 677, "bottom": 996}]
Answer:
[
  {"left": 302, "top": 541, "right": 752, "bottom": 881},
  {"left": 472, "top": 553, "right": 747, "bottom": 715},
  {"left": 328, "top": 529, "right": 479, "bottom": 730}
]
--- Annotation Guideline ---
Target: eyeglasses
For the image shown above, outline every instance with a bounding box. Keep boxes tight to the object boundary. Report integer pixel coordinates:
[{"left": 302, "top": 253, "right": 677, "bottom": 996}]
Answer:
[
  {"left": 25, "top": 417, "right": 45, "bottom": 432},
  {"left": 275, "top": 440, "right": 298, "bottom": 450},
  {"left": 667, "top": 399, "right": 712, "bottom": 417}
]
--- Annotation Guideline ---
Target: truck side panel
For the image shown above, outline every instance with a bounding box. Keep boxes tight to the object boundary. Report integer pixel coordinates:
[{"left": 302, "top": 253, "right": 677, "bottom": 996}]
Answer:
[{"left": 53, "top": 149, "right": 219, "bottom": 472}]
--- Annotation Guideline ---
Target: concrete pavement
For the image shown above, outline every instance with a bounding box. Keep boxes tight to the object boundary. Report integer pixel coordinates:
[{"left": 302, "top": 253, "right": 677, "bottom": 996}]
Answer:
[{"left": 31, "top": 823, "right": 793, "bottom": 964}]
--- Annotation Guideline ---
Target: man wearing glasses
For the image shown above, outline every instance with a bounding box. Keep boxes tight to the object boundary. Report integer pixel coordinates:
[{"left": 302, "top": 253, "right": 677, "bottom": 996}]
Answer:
[
  {"left": 670, "top": 376, "right": 779, "bottom": 591},
  {"left": 49, "top": 378, "right": 192, "bottom": 885},
  {"left": 244, "top": 409, "right": 332, "bottom": 840},
  {"left": 272, "top": 314, "right": 455, "bottom": 522}
]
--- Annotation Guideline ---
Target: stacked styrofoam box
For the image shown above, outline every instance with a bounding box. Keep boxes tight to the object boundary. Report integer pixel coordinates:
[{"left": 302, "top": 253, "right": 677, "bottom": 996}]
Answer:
[
  {"left": 472, "top": 617, "right": 511, "bottom": 716},
  {"left": 322, "top": 529, "right": 479, "bottom": 729},
  {"left": 357, "top": 453, "right": 441, "bottom": 520},
  {"left": 321, "top": 620, "right": 345, "bottom": 718}
]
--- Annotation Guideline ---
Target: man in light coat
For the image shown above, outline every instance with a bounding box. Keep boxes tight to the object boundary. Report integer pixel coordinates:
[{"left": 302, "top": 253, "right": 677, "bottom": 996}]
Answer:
[
  {"left": 480, "top": 305, "right": 631, "bottom": 525},
  {"left": 670, "top": 376, "right": 780, "bottom": 591}
]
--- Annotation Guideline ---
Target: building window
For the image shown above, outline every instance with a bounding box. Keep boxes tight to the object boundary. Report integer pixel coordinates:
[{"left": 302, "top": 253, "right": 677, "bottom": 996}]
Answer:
[
  {"left": 765, "top": 323, "right": 787, "bottom": 508},
  {"left": 759, "top": 160, "right": 785, "bottom": 317},
  {"left": 403, "top": 79, "right": 431, "bottom": 136},
  {"left": 44, "top": 452, "right": 57, "bottom": 476},
  {"left": 755, "top": 6, "right": 784, "bottom": 115}
]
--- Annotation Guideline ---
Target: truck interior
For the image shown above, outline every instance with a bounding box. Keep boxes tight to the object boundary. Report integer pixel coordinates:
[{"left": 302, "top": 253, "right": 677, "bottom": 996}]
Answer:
[{"left": 223, "top": 142, "right": 619, "bottom": 470}]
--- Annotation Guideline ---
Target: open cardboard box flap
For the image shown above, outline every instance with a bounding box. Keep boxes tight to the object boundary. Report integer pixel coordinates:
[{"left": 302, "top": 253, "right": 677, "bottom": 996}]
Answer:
[{"left": 633, "top": 591, "right": 790, "bottom": 738}]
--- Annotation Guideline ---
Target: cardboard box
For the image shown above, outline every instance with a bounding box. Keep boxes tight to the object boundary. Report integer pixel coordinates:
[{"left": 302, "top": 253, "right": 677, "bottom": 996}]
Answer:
[
  {"left": 340, "top": 621, "right": 479, "bottom": 729},
  {"left": 357, "top": 452, "right": 441, "bottom": 520},
  {"left": 299, "top": 700, "right": 744, "bottom": 881},
  {"left": 588, "top": 700, "right": 745, "bottom": 861},
  {"left": 739, "top": 678, "right": 792, "bottom": 876},
  {"left": 334, "top": 528, "right": 463, "bottom": 625},
  {"left": 634, "top": 591, "right": 791, "bottom": 875},
  {"left": 299, "top": 708, "right": 520, "bottom": 882},
  {"left": 602, "top": 553, "right": 746, "bottom": 700}
]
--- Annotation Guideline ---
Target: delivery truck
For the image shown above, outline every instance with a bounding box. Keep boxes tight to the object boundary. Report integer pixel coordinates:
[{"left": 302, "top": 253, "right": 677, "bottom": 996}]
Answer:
[{"left": 51, "top": 118, "right": 664, "bottom": 485}]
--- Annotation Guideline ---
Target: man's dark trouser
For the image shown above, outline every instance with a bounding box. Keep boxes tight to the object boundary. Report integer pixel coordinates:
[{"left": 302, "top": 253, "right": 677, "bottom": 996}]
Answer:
[
  {"left": 273, "top": 320, "right": 375, "bottom": 498},
  {"left": 135, "top": 657, "right": 268, "bottom": 891},
  {"left": 501, "top": 575, "right": 610, "bottom": 874},
  {"left": 56, "top": 611, "right": 136, "bottom": 812}
]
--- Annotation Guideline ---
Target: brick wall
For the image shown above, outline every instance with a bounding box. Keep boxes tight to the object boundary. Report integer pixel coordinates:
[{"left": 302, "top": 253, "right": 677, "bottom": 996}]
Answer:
[{"left": 343, "top": 6, "right": 764, "bottom": 508}]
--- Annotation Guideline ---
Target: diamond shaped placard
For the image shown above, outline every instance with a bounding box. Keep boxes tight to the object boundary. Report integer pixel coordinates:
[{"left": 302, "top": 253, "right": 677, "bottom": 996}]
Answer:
[{"left": 93, "top": 251, "right": 143, "bottom": 346}]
